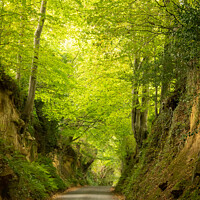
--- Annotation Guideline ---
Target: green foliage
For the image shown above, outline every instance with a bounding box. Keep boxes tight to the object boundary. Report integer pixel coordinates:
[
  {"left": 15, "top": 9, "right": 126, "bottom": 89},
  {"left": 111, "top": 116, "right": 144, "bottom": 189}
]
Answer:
[
  {"left": 181, "top": 187, "right": 200, "bottom": 200},
  {"left": 6, "top": 154, "right": 66, "bottom": 200},
  {"left": 1, "top": 0, "right": 200, "bottom": 197},
  {"left": 34, "top": 100, "right": 59, "bottom": 154},
  {"left": 36, "top": 155, "right": 66, "bottom": 190},
  {"left": 87, "top": 166, "right": 115, "bottom": 186},
  {"left": 174, "top": 1, "right": 200, "bottom": 63}
]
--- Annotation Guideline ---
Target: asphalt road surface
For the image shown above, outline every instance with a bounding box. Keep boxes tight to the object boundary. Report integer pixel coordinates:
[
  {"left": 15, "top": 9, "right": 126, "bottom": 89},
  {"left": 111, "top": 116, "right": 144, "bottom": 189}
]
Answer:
[{"left": 54, "top": 186, "right": 118, "bottom": 200}]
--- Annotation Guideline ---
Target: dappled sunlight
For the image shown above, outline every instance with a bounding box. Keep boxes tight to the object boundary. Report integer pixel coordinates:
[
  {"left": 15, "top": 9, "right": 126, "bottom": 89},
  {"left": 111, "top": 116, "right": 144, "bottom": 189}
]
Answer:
[{"left": 1, "top": 0, "right": 200, "bottom": 199}]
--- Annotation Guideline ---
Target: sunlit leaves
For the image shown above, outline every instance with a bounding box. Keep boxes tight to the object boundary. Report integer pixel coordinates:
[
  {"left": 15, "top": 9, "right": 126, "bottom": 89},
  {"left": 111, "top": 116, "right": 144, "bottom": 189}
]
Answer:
[{"left": 2, "top": 0, "right": 198, "bottom": 182}]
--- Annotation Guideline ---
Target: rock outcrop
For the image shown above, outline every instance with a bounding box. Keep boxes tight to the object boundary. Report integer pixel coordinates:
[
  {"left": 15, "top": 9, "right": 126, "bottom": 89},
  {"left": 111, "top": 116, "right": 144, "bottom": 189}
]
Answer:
[{"left": 0, "top": 73, "right": 96, "bottom": 199}]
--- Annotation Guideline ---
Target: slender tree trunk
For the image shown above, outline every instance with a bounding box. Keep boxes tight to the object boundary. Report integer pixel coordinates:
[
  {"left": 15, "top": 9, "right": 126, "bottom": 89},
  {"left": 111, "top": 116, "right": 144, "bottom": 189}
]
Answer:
[
  {"left": 131, "top": 56, "right": 149, "bottom": 148},
  {"left": 160, "top": 38, "right": 171, "bottom": 110},
  {"left": 131, "top": 88, "right": 140, "bottom": 145},
  {"left": 0, "top": 1, "right": 4, "bottom": 69},
  {"left": 155, "top": 85, "right": 158, "bottom": 116},
  {"left": 16, "top": 1, "right": 27, "bottom": 82},
  {"left": 153, "top": 54, "right": 159, "bottom": 117},
  {"left": 140, "top": 86, "right": 149, "bottom": 144},
  {"left": 16, "top": 13, "right": 24, "bottom": 82},
  {"left": 16, "top": 55, "right": 22, "bottom": 81},
  {"left": 131, "top": 56, "right": 140, "bottom": 145},
  {"left": 23, "top": 0, "right": 47, "bottom": 121},
  {"left": 160, "top": 0, "right": 171, "bottom": 109}
]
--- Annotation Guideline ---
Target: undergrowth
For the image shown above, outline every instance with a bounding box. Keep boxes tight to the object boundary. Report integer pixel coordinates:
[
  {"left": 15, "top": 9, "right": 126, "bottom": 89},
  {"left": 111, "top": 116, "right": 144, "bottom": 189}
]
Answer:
[
  {"left": 0, "top": 140, "right": 67, "bottom": 200},
  {"left": 8, "top": 155, "right": 66, "bottom": 199}
]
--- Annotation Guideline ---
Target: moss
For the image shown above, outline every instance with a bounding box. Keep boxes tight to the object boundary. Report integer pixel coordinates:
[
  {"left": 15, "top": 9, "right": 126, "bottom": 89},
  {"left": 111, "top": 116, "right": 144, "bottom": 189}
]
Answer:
[
  {"left": 181, "top": 187, "right": 200, "bottom": 200},
  {"left": 190, "top": 190, "right": 200, "bottom": 200},
  {"left": 151, "top": 188, "right": 162, "bottom": 199},
  {"left": 171, "top": 179, "right": 187, "bottom": 198},
  {"left": 115, "top": 69, "right": 200, "bottom": 200},
  {"left": 173, "top": 180, "right": 187, "bottom": 190}
]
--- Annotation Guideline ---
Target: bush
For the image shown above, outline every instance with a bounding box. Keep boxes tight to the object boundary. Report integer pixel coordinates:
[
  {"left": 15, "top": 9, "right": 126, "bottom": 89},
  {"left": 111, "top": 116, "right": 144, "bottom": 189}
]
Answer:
[
  {"left": 7, "top": 154, "right": 66, "bottom": 200},
  {"left": 36, "top": 155, "right": 66, "bottom": 190}
]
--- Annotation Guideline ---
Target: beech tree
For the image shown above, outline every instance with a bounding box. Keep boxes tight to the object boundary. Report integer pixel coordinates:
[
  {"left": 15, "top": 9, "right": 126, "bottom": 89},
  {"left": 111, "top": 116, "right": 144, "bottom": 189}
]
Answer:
[
  {"left": 1, "top": 0, "right": 199, "bottom": 179},
  {"left": 23, "top": 0, "right": 47, "bottom": 121}
]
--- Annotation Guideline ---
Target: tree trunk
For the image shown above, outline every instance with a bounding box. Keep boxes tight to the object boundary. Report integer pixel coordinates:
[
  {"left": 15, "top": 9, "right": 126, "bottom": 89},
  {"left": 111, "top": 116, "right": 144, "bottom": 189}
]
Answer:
[
  {"left": 131, "top": 89, "right": 140, "bottom": 146},
  {"left": 155, "top": 85, "right": 158, "bottom": 117},
  {"left": 160, "top": 1, "right": 171, "bottom": 109},
  {"left": 0, "top": 2, "right": 4, "bottom": 69},
  {"left": 140, "top": 86, "right": 149, "bottom": 144},
  {"left": 131, "top": 56, "right": 140, "bottom": 145},
  {"left": 131, "top": 56, "right": 149, "bottom": 148},
  {"left": 153, "top": 54, "right": 159, "bottom": 117},
  {"left": 16, "top": 11, "right": 24, "bottom": 82},
  {"left": 23, "top": 0, "right": 47, "bottom": 122},
  {"left": 160, "top": 37, "right": 171, "bottom": 111}
]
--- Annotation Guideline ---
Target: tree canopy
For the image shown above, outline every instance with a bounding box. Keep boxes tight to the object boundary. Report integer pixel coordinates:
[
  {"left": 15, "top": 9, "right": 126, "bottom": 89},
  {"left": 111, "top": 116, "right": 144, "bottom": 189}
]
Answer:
[{"left": 1, "top": 0, "right": 200, "bottom": 179}]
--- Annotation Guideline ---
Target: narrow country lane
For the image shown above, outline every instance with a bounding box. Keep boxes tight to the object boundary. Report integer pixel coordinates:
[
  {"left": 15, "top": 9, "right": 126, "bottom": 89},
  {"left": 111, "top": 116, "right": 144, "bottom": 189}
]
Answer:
[{"left": 53, "top": 186, "right": 118, "bottom": 200}]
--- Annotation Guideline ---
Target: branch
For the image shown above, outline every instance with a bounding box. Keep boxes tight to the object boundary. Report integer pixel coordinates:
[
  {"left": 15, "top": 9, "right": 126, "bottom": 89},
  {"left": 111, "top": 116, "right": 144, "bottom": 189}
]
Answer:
[
  {"left": 0, "top": 42, "right": 10, "bottom": 45},
  {"left": 154, "top": 0, "right": 184, "bottom": 27},
  {"left": 135, "top": 34, "right": 160, "bottom": 55},
  {"left": 164, "top": 7, "right": 184, "bottom": 26},
  {"left": 171, "top": 0, "right": 183, "bottom": 10},
  {"left": 72, "top": 50, "right": 80, "bottom": 63},
  {"left": 154, "top": 0, "right": 165, "bottom": 8},
  {"left": 72, "top": 136, "right": 81, "bottom": 142},
  {"left": 146, "top": 20, "right": 174, "bottom": 31},
  {"left": 71, "top": 120, "right": 99, "bottom": 142}
]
